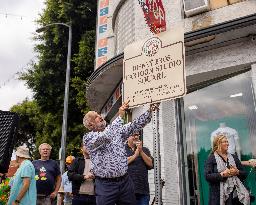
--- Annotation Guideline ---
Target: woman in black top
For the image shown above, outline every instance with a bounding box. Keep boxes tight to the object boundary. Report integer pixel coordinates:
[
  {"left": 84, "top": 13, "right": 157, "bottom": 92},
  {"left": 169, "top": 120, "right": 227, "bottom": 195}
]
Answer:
[
  {"left": 67, "top": 146, "right": 96, "bottom": 205},
  {"left": 204, "top": 134, "right": 250, "bottom": 205}
]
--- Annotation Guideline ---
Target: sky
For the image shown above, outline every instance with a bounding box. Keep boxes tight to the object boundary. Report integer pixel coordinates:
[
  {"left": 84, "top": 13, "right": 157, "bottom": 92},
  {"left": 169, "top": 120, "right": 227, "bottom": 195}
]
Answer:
[{"left": 0, "top": 0, "right": 45, "bottom": 111}]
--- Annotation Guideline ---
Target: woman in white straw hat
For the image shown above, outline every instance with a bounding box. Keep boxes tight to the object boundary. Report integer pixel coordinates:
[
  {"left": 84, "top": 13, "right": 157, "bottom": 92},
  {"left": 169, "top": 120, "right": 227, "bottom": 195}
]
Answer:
[{"left": 8, "top": 146, "right": 37, "bottom": 205}]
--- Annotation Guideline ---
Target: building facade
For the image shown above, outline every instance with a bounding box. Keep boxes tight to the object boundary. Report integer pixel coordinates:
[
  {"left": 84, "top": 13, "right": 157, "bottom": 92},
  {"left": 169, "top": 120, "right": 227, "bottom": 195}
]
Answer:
[{"left": 87, "top": 0, "right": 256, "bottom": 204}]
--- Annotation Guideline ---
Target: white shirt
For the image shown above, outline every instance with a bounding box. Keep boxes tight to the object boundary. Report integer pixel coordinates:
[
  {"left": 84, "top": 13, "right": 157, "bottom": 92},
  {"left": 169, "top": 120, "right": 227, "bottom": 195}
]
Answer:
[{"left": 61, "top": 171, "right": 72, "bottom": 203}]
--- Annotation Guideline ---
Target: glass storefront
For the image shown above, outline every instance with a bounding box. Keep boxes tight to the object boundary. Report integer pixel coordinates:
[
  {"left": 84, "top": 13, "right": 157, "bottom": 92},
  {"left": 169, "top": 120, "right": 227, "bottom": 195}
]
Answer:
[{"left": 184, "top": 71, "right": 256, "bottom": 204}]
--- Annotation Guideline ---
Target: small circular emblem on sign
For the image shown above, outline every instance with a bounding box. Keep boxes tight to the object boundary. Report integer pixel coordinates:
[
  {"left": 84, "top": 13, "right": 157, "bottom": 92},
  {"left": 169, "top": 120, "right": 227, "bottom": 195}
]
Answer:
[{"left": 142, "top": 37, "right": 162, "bottom": 57}]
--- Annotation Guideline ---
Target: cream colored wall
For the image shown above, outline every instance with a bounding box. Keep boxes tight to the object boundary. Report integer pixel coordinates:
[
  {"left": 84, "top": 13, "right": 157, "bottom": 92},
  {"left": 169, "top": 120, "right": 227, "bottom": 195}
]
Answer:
[{"left": 95, "top": 0, "right": 256, "bottom": 204}]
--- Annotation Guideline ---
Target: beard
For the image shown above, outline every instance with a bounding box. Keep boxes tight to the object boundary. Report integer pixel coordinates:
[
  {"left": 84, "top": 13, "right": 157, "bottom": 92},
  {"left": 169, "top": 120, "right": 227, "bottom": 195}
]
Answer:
[{"left": 95, "top": 120, "right": 106, "bottom": 130}]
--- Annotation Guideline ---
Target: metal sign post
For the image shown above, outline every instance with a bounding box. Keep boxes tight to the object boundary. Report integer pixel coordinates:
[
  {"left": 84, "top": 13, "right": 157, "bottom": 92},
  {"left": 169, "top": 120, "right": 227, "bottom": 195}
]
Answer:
[
  {"left": 152, "top": 106, "right": 162, "bottom": 205},
  {"left": 123, "top": 25, "right": 185, "bottom": 205},
  {"left": 123, "top": 26, "right": 186, "bottom": 108}
]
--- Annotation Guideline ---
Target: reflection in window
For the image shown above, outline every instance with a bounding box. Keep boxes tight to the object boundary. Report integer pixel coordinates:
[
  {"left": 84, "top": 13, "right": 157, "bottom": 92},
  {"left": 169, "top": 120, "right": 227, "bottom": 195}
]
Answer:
[{"left": 184, "top": 71, "right": 256, "bottom": 205}]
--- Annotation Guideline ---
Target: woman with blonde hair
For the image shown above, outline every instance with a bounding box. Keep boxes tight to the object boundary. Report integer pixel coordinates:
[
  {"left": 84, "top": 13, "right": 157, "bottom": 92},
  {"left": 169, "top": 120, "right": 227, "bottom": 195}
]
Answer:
[{"left": 204, "top": 134, "right": 250, "bottom": 205}]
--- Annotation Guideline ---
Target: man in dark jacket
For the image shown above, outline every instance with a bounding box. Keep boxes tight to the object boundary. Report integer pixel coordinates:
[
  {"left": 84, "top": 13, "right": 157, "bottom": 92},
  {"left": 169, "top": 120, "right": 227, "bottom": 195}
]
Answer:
[{"left": 67, "top": 145, "right": 96, "bottom": 205}]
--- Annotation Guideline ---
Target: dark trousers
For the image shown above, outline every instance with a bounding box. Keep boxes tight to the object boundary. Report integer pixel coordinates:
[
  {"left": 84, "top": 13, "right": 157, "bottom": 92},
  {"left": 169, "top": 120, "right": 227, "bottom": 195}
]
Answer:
[
  {"left": 95, "top": 174, "right": 136, "bottom": 205},
  {"left": 72, "top": 194, "right": 96, "bottom": 205},
  {"left": 225, "top": 191, "right": 243, "bottom": 205},
  {"left": 135, "top": 194, "right": 150, "bottom": 205}
]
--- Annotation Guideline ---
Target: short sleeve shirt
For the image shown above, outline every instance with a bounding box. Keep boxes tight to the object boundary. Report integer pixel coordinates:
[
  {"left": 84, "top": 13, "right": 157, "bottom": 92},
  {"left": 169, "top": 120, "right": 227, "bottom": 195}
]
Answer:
[
  {"left": 125, "top": 145, "right": 153, "bottom": 195},
  {"left": 8, "top": 160, "right": 37, "bottom": 205},
  {"left": 32, "top": 159, "right": 61, "bottom": 195}
]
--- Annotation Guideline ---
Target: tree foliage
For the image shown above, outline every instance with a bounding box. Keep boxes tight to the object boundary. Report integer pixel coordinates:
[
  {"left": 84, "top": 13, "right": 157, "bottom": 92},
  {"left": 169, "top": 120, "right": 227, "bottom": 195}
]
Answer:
[
  {"left": 11, "top": 100, "right": 61, "bottom": 159},
  {"left": 16, "top": 0, "right": 97, "bottom": 159},
  {"left": 11, "top": 100, "right": 39, "bottom": 157}
]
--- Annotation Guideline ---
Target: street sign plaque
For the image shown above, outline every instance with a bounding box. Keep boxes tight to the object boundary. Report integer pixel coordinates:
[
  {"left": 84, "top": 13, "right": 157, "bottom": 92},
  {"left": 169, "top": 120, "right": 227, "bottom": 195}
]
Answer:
[{"left": 123, "top": 25, "right": 186, "bottom": 108}]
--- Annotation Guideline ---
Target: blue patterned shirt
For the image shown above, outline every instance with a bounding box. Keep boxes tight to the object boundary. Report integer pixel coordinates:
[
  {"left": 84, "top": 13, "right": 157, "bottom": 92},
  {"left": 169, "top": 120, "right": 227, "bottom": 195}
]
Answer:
[{"left": 83, "top": 110, "right": 152, "bottom": 178}]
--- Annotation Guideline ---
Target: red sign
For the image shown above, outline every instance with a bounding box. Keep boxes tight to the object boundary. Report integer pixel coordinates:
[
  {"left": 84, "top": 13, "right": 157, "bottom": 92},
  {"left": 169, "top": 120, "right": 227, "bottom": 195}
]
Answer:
[{"left": 138, "top": 0, "right": 166, "bottom": 34}]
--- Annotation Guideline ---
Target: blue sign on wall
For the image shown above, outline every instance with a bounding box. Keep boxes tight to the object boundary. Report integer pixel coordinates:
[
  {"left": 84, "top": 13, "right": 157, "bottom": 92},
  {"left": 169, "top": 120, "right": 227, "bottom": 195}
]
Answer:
[
  {"left": 99, "top": 24, "right": 108, "bottom": 34},
  {"left": 98, "top": 47, "right": 108, "bottom": 57},
  {"left": 100, "top": 7, "right": 109, "bottom": 16}
]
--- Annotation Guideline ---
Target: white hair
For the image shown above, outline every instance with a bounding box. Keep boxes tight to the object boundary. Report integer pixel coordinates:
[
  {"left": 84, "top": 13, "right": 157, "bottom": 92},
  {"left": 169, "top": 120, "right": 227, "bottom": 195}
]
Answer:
[
  {"left": 83, "top": 111, "right": 97, "bottom": 130},
  {"left": 38, "top": 143, "right": 52, "bottom": 152}
]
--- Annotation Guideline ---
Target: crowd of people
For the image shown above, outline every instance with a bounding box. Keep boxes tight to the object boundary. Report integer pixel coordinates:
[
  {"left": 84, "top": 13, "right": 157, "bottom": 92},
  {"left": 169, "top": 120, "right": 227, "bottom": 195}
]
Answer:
[
  {"left": 1, "top": 101, "right": 256, "bottom": 205},
  {"left": 0, "top": 101, "right": 157, "bottom": 205}
]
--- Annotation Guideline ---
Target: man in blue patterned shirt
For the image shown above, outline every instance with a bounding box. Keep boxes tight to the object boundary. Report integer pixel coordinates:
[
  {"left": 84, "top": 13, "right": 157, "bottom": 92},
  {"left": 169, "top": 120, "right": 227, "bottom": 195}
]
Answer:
[{"left": 83, "top": 102, "right": 158, "bottom": 205}]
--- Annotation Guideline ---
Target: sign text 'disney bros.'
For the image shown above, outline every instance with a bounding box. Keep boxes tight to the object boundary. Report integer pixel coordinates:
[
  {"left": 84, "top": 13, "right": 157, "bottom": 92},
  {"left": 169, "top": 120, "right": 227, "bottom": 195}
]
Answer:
[{"left": 123, "top": 26, "right": 186, "bottom": 107}]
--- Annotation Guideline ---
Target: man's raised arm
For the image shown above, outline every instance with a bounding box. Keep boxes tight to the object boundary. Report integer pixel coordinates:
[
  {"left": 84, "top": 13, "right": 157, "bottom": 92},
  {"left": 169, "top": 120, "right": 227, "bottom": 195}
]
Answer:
[{"left": 120, "top": 103, "right": 159, "bottom": 137}]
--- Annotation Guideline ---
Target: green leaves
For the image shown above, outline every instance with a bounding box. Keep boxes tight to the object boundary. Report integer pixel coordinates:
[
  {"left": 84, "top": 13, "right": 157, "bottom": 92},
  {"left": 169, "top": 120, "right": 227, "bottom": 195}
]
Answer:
[{"left": 15, "top": 0, "right": 97, "bottom": 159}]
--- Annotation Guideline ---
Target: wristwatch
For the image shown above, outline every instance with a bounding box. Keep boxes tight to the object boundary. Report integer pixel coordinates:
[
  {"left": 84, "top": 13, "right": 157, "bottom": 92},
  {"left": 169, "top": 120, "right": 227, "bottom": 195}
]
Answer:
[{"left": 15, "top": 199, "right": 20, "bottom": 204}]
